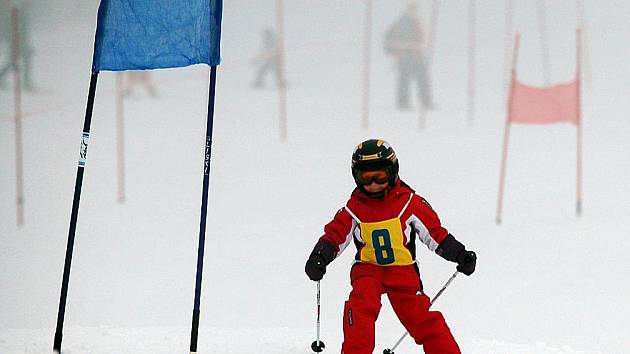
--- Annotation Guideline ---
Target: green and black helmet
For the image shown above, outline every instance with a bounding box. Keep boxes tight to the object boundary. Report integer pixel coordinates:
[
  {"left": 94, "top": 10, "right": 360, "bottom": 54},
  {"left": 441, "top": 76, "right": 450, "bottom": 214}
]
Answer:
[{"left": 351, "top": 139, "right": 399, "bottom": 190}]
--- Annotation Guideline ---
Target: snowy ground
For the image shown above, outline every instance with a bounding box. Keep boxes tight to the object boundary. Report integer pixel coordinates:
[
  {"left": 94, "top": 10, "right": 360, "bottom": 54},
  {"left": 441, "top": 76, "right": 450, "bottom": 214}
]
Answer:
[{"left": 1, "top": 1, "right": 629, "bottom": 353}]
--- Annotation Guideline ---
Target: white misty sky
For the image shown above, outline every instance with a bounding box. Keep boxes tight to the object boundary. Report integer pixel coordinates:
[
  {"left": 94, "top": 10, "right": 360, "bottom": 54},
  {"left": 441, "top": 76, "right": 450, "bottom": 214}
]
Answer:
[{"left": 1, "top": 1, "right": 629, "bottom": 353}]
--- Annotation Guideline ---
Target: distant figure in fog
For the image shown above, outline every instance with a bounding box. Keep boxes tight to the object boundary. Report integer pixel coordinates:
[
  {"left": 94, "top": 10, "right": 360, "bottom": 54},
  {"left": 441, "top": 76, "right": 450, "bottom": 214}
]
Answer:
[
  {"left": 0, "top": 0, "right": 35, "bottom": 90},
  {"left": 251, "top": 27, "right": 283, "bottom": 89},
  {"left": 121, "top": 71, "right": 158, "bottom": 97},
  {"left": 384, "top": 2, "right": 433, "bottom": 111}
]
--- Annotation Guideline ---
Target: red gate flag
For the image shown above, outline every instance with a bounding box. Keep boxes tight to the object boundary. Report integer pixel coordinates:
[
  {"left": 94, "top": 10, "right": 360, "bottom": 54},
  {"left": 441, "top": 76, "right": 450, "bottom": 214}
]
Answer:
[
  {"left": 496, "top": 29, "right": 584, "bottom": 224},
  {"left": 509, "top": 80, "right": 579, "bottom": 124}
]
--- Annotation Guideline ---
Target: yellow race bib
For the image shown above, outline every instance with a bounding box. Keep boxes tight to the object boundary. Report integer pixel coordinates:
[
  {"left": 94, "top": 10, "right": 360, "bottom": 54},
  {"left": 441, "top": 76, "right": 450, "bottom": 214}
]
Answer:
[{"left": 359, "top": 217, "right": 413, "bottom": 266}]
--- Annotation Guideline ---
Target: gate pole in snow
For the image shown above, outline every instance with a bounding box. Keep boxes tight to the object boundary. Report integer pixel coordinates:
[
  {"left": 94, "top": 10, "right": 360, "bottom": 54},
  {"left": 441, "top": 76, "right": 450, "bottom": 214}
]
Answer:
[
  {"left": 537, "top": 0, "right": 551, "bottom": 85},
  {"left": 189, "top": 66, "right": 218, "bottom": 354},
  {"left": 576, "top": 29, "right": 583, "bottom": 216},
  {"left": 276, "top": 0, "right": 287, "bottom": 141},
  {"left": 419, "top": 0, "right": 440, "bottom": 129},
  {"left": 115, "top": 73, "right": 126, "bottom": 202},
  {"left": 575, "top": 0, "right": 590, "bottom": 88},
  {"left": 496, "top": 34, "right": 520, "bottom": 224},
  {"left": 467, "top": 0, "right": 476, "bottom": 125},
  {"left": 53, "top": 71, "right": 100, "bottom": 353},
  {"left": 504, "top": 0, "right": 513, "bottom": 91},
  {"left": 426, "top": 0, "right": 439, "bottom": 72},
  {"left": 10, "top": 5, "right": 25, "bottom": 227},
  {"left": 362, "top": 0, "right": 372, "bottom": 129}
]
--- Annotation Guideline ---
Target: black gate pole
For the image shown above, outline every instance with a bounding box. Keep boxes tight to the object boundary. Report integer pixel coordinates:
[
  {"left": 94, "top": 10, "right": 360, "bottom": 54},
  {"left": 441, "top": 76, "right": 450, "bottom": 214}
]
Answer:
[
  {"left": 189, "top": 65, "right": 218, "bottom": 354},
  {"left": 53, "top": 71, "right": 99, "bottom": 353}
]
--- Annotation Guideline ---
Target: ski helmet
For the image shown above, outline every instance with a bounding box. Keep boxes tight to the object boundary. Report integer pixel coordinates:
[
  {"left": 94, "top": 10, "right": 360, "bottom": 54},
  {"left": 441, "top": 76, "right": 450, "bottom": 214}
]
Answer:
[{"left": 351, "top": 139, "right": 399, "bottom": 190}]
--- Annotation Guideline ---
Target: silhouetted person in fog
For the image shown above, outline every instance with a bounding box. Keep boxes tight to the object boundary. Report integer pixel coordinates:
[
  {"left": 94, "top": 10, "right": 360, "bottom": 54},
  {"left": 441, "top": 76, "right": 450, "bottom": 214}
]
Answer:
[
  {"left": 0, "top": 0, "right": 35, "bottom": 90},
  {"left": 384, "top": 2, "right": 433, "bottom": 110},
  {"left": 251, "top": 27, "right": 283, "bottom": 89}
]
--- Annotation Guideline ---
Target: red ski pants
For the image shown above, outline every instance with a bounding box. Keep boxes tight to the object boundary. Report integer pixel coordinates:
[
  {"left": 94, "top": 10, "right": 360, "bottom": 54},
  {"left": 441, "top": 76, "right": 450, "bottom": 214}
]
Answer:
[{"left": 341, "top": 263, "right": 460, "bottom": 354}]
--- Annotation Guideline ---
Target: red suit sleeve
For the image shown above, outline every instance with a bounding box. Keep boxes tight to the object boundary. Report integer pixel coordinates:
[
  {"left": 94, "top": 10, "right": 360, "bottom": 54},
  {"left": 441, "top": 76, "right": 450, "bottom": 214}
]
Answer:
[
  {"left": 406, "top": 196, "right": 449, "bottom": 252},
  {"left": 319, "top": 207, "right": 357, "bottom": 258}
]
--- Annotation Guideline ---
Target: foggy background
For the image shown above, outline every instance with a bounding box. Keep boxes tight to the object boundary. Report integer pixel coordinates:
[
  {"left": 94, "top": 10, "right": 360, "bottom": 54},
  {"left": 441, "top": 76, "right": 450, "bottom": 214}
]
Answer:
[{"left": 1, "top": 0, "right": 629, "bottom": 353}]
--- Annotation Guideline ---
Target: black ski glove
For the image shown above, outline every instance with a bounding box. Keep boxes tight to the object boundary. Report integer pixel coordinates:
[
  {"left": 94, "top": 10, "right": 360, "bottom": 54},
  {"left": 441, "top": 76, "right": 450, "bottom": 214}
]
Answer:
[
  {"left": 305, "top": 239, "right": 337, "bottom": 281},
  {"left": 436, "top": 234, "right": 477, "bottom": 276},
  {"left": 456, "top": 250, "right": 477, "bottom": 276}
]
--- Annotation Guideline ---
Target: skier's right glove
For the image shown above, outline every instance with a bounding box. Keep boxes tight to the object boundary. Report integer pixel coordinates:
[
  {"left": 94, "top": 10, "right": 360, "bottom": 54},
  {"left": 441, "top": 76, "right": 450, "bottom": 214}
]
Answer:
[
  {"left": 436, "top": 234, "right": 477, "bottom": 276},
  {"left": 305, "top": 239, "right": 337, "bottom": 281}
]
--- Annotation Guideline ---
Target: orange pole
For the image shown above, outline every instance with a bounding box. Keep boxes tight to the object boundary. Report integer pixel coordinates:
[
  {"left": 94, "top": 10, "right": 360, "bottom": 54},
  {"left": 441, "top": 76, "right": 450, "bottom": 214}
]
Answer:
[
  {"left": 504, "top": 0, "right": 513, "bottom": 91},
  {"left": 425, "top": 0, "right": 439, "bottom": 72},
  {"left": 467, "top": 0, "right": 476, "bottom": 125},
  {"left": 575, "top": 0, "right": 590, "bottom": 87},
  {"left": 419, "top": 0, "right": 440, "bottom": 129},
  {"left": 496, "top": 33, "right": 520, "bottom": 224},
  {"left": 11, "top": 5, "right": 24, "bottom": 227},
  {"left": 362, "top": 0, "right": 372, "bottom": 129},
  {"left": 116, "top": 73, "right": 126, "bottom": 203},
  {"left": 576, "top": 29, "right": 583, "bottom": 215},
  {"left": 276, "top": 0, "right": 287, "bottom": 141},
  {"left": 537, "top": 0, "right": 551, "bottom": 85}
]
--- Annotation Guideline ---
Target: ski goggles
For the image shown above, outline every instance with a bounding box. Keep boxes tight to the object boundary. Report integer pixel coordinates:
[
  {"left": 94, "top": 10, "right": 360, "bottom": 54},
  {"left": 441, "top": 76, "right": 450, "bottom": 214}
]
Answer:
[{"left": 356, "top": 168, "right": 391, "bottom": 185}]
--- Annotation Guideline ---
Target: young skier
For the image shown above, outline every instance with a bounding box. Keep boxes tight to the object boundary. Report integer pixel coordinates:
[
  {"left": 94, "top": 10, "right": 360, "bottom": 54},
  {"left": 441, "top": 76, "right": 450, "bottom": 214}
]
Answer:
[{"left": 304, "top": 139, "right": 476, "bottom": 354}]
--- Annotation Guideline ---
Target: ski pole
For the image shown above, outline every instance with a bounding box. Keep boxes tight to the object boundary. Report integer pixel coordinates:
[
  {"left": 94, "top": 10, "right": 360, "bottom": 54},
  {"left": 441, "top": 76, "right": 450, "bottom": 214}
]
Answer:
[
  {"left": 383, "top": 271, "right": 459, "bottom": 354},
  {"left": 311, "top": 280, "right": 326, "bottom": 352}
]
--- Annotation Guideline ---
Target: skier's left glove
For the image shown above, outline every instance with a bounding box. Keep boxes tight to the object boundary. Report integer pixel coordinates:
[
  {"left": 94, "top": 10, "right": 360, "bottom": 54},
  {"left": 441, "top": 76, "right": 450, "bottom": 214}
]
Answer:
[
  {"left": 436, "top": 234, "right": 477, "bottom": 276},
  {"left": 305, "top": 239, "right": 337, "bottom": 281},
  {"left": 456, "top": 250, "right": 477, "bottom": 276}
]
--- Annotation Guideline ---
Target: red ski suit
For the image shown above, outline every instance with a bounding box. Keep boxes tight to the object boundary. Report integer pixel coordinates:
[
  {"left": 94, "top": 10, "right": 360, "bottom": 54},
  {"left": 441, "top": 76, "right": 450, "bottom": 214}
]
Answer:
[{"left": 320, "top": 180, "right": 461, "bottom": 354}]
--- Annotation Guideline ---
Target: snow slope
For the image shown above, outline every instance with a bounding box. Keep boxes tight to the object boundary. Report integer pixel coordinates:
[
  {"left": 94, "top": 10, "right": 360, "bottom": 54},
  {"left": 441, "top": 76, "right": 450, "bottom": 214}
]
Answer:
[{"left": 1, "top": 0, "right": 629, "bottom": 353}]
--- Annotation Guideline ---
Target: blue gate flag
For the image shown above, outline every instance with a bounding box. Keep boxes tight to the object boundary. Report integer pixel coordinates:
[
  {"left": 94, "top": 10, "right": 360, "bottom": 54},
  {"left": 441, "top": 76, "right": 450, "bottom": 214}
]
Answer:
[{"left": 92, "top": 0, "right": 222, "bottom": 72}]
